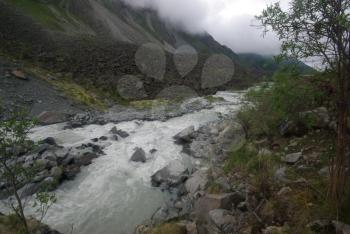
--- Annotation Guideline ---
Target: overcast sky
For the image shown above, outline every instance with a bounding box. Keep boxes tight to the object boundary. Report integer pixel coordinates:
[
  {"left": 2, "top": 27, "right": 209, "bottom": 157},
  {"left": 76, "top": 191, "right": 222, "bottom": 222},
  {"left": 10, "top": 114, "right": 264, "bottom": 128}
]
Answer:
[{"left": 122, "top": 0, "right": 290, "bottom": 54}]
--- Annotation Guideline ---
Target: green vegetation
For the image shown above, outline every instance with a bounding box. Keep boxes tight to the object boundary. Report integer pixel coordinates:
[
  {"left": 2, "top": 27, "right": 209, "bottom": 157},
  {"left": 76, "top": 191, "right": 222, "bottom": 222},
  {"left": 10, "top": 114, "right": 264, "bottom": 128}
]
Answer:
[
  {"left": 130, "top": 99, "right": 169, "bottom": 110},
  {"left": 5, "top": 0, "right": 63, "bottom": 30},
  {"left": 204, "top": 95, "right": 225, "bottom": 104},
  {"left": 0, "top": 112, "right": 56, "bottom": 234},
  {"left": 238, "top": 71, "right": 328, "bottom": 139},
  {"left": 143, "top": 223, "right": 187, "bottom": 234}
]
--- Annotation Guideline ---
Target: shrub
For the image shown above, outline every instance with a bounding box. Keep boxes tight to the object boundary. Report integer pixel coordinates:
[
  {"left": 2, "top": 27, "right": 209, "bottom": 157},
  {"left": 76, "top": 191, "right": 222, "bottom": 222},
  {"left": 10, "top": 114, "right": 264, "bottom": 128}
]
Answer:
[{"left": 238, "top": 70, "right": 328, "bottom": 139}]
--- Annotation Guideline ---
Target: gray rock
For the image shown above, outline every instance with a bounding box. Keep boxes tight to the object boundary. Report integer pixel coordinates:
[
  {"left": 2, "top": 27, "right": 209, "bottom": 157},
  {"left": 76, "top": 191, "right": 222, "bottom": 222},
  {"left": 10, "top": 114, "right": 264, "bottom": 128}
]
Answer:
[
  {"left": 74, "top": 152, "right": 98, "bottom": 166},
  {"left": 42, "top": 137, "right": 57, "bottom": 145},
  {"left": 63, "top": 165, "right": 80, "bottom": 180},
  {"left": 50, "top": 167, "right": 63, "bottom": 179},
  {"left": 151, "top": 161, "right": 188, "bottom": 188},
  {"left": 283, "top": 152, "right": 302, "bottom": 164},
  {"left": 33, "top": 170, "right": 49, "bottom": 183},
  {"left": 209, "top": 209, "right": 236, "bottom": 229},
  {"left": 194, "top": 193, "right": 244, "bottom": 221},
  {"left": 174, "top": 126, "right": 195, "bottom": 144},
  {"left": 277, "top": 186, "right": 292, "bottom": 196},
  {"left": 20, "top": 183, "right": 41, "bottom": 198},
  {"left": 152, "top": 205, "right": 180, "bottom": 224},
  {"left": 110, "top": 127, "right": 130, "bottom": 138},
  {"left": 319, "top": 167, "right": 330, "bottom": 177},
  {"left": 185, "top": 169, "right": 208, "bottom": 195},
  {"left": 117, "top": 75, "right": 147, "bottom": 100},
  {"left": 258, "top": 148, "right": 272, "bottom": 157},
  {"left": 275, "top": 167, "right": 290, "bottom": 183},
  {"left": 130, "top": 148, "right": 146, "bottom": 163},
  {"left": 99, "top": 136, "right": 108, "bottom": 141},
  {"left": 37, "top": 111, "right": 69, "bottom": 125},
  {"left": 332, "top": 221, "right": 350, "bottom": 234}
]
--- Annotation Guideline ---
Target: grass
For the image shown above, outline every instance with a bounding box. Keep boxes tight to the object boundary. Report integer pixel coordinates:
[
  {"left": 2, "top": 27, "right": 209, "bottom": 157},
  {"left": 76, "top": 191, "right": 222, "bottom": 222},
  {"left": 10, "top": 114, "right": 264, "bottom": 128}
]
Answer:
[
  {"left": 204, "top": 95, "right": 225, "bottom": 103},
  {"left": 0, "top": 214, "right": 45, "bottom": 234},
  {"left": 26, "top": 66, "right": 108, "bottom": 110},
  {"left": 146, "top": 223, "right": 187, "bottom": 234},
  {"left": 130, "top": 99, "right": 169, "bottom": 109},
  {"left": 5, "top": 0, "right": 64, "bottom": 30}
]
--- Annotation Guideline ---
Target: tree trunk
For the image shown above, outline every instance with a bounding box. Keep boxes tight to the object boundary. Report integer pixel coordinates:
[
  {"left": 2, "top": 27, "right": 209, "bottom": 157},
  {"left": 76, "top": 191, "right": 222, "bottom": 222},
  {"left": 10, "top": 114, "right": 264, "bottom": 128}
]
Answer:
[{"left": 330, "top": 61, "right": 348, "bottom": 204}]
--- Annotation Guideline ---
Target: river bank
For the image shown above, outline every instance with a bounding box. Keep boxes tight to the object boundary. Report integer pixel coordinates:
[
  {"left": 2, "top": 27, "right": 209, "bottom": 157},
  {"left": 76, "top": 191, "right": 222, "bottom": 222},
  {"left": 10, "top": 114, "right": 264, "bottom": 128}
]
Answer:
[{"left": 0, "top": 90, "right": 246, "bottom": 234}]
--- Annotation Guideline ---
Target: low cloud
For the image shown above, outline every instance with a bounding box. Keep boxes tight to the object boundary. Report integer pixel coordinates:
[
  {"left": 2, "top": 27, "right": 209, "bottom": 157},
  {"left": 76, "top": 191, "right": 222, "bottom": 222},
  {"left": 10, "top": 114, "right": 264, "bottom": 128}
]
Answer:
[{"left": 121, "top": 0, "right": 290, "bottom": 54}]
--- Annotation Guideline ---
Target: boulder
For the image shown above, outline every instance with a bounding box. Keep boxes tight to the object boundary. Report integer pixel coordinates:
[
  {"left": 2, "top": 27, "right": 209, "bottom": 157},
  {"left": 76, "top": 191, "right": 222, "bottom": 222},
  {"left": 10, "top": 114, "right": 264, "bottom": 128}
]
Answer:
[
  {"left": 185, "top": 169, "right": 208, "bottom": 195},
  {"left": 19, "top": 183, "right": 41, "bottom": 198},
  {"left": 209, "top": 209, "right": 236, "bottom": 229},
  {"left": 300, "top": 107, "right": 330, "bottom": 129},
  {"left": 277, "top": 187, "right": 292, "bottom": 196},
  {"left": 275, "top": 167, "right": 290, "bottom": 183},
  {"left": 174, "top": 126, "right": 195, "bottom": 144},
  {"left": 50, "top": 166, "right": 63, "bottom": 179},
  {"left": 332, "top": 221, "right": 350, "bottom": 234},
  {"left": 283, "top": 152, "right": 302, "bottom": 164},
  {"left": 37, "top": 111, "right": 69, "bottom": 125},
  {"left": 74, "top": 152, "right": 98, "bottom": 166},
  {"left": 63, "top": 165, "right": 81, "bottom": 180},
  {"left": 194, "top": 193, "right": 244, "bottom": 221},
  {"left": 319, "top": 167, "right": 330, "bottom": 177},
  {"left": 99, "top": 136, "right": 108, "bottom": 141},
  {"left": 151, "top": 161, "right": 188, "bottom": 188},
  {"left": 263, "top": 226, "right": 285, "bottom": 234},
  {"left": 110, "top": 127, "right": 129, "bottom": 138},
  {"left": 42, "top": 137, "right": 57, "bottom": 146},
  {"left": 130, "top": 148, "right": 146, "bottom": 163},
  {"left": 11, "top": 69, "right": 28, "bottom": 80}
]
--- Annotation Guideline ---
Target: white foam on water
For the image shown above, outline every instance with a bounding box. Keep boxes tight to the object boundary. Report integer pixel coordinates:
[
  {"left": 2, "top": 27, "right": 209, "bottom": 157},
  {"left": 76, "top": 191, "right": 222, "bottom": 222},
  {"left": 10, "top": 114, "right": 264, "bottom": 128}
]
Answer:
[{"left": 1, "top": 91, "right": 244, "bottom": 234}]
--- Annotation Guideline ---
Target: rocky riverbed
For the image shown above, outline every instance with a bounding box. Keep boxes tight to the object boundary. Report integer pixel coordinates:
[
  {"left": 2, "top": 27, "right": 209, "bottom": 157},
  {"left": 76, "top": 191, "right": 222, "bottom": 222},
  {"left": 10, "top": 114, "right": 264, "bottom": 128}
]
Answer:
[{"left": 0, "top": 90, "right": 246, "bottom": 234}]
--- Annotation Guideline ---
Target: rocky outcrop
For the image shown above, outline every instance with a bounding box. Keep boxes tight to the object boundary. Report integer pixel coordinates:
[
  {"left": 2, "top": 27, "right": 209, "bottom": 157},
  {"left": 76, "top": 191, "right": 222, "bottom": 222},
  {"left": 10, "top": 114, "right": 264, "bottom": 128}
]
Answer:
[
  {"left": 151, "top": 161, "right": 189, "bottom": 188},
  {"left": 0, "top": 137, "right": 105, "bottom": 198}
]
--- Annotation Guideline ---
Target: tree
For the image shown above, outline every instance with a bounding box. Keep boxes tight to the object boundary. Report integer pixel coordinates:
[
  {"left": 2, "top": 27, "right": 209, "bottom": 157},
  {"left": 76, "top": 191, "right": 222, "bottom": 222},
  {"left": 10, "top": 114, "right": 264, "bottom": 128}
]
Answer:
[
  {"left": 257, "top": 0, "right": 350, "bottom": 203},
  {"left": 0, "top": 112, "right": 56, "bottom": 233}
]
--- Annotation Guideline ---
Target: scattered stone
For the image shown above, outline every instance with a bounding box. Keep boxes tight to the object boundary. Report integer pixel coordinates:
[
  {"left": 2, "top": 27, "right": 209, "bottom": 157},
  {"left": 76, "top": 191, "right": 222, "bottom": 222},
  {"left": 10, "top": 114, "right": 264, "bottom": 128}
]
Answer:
[
  {"left": 63, "top": 165, "right": 81, "bottom": 180},
  {"left": 37, "top": 111, "right": 69, "bottom": 125},
  {"left": 275, "top": 167, "right": 290, "bottom": 183},
  {"left": 319, "top": 167, "right": 330, "bottom": 177},
  {"left": 258, "top": 148, "right": 272, "bottom": 157},
  {"left": 110, "top": 126, "right": 119, "bottom": 134},
  {"left": 111, "top": 135, "right": 119, "bottom": 141},
  {"left": 91, "top": 138, "right": 99, "bottom": 142},
  {"left": 116, "top": 130, "right": 129, "bottom": 138},
  {"left": 74, "top": 152, "right": 98, "bottom": 166},
  {"left": 185, "top": 169, "right": 208, "bottom": 195},
  {"left": 50, "top": 166, "right": 63, "bottom": 179},
  {"left": 99, "top": 136, "right": 108, "bottom": 141},
  {"left": 194, "top": 193, "right": 244, "bottom": 221},
  {"left": 263, "top": 226, "right": 285, "bottom": 234},
  {"left": 19, "top": 183, "right": 41, "bottom": 198},
  {"left": 283, "top": 152, "right": 302, "bottom": 164},
  {"left": 277, "top": 186, "right": 292, "bottom": 196},
  {"left": 174, "top": 126, "right": 195, "bottom": 144},
  {"left": 151, "top": 161, "right": 188, "bottom": 188},
  {"left": 11, "top": 69, "right": 27, "bottom": 80},
  {"left": 42, "top": 137, "right": 57, "bottom": 146},
  {"left": 332, "top": 221, "right": 350, "bottom": 234},
  {"left": 237, "top": 202, "right": 248, "bottom": 211},
  {"left": 209, "top": 209, "right": 236, "bottom": 229},
  {"left": 130, "top": 148, "right": 147, "bottom": 163},
  {"left": 150, "top": 149, "right": 157, "bottom": 154}
]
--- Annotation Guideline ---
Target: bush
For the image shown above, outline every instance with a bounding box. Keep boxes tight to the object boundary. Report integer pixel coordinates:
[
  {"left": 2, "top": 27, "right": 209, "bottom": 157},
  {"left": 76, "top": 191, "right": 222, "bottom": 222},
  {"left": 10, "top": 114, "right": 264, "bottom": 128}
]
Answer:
[{"left": 238, "top": 70, "right": 328, "bottom": 139}]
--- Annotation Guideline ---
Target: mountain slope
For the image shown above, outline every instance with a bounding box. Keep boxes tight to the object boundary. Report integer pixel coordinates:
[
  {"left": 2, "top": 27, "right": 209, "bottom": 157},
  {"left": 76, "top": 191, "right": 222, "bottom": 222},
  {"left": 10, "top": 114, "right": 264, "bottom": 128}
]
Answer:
[{"left": 0, "top": 0, "right": 254, "bottom": 103}]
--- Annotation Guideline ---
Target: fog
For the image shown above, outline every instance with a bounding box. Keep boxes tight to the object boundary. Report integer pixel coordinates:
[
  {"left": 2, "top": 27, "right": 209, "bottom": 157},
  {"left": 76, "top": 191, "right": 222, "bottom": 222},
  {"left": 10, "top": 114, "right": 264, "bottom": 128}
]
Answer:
[{"left": 121, "top": 0, "right": 290, "bottom": 54}]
